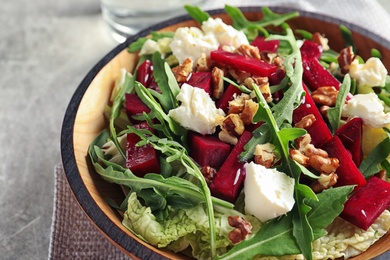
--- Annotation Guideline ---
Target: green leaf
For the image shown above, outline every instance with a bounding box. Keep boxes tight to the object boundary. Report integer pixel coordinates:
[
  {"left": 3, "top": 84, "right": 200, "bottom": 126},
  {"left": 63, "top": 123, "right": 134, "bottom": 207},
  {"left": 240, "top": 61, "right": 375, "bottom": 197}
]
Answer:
[
  {"left": 184, "top": 5, "right": 210, "bottom": 23},
  {"left": 224, "top": 6, "right": 299, "bottom": 40},
  {"left": 340, "top": 25, "right": 355, "bottom": 51},
  {"left": 359, "top": 128, "right": 390, "bottom": 177},
  {"left": 268, "top": 28, "right": 304, "bottom": 127},
  {"left": 109, "top": 69, "right": 135, "bottom": 159},
  {"left": 306, "top": 186, "right": 354, "bottom": 239},
  {"left": 327, "top": 75, "right": 351, "bottom": 133},
  {"left": 214, "top": 214, "right": 301, "bottom": 260},
  {"left": 215, "top": 186, "right": 353, "bottom": 260},
  {"left": 151, "top": 52, "right": 180, "bottom": 112},
  {"left": 128, "top": 31, "right": 175, "bottom": 53}
]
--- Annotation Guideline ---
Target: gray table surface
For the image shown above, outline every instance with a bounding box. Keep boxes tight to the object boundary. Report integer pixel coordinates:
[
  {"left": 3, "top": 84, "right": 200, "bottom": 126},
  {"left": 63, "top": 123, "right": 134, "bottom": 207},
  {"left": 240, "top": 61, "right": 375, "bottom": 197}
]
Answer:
[{"left": 1, "top": 0, "right": 390, "bottom": 259}]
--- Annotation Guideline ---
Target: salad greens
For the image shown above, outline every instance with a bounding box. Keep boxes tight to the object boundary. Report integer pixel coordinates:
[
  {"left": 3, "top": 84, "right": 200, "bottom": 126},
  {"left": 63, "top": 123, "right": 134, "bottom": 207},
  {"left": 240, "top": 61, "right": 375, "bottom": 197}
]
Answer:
[{"left": 89, "top": 4, "right": 390, "bottom": 260}]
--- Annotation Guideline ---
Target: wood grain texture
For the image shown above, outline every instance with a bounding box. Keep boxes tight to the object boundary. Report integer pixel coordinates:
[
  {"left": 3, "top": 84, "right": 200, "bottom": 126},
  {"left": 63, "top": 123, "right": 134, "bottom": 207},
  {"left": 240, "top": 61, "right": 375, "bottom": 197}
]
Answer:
[{"left": 67, "top": 7, "right": 390, "bottom": 260}]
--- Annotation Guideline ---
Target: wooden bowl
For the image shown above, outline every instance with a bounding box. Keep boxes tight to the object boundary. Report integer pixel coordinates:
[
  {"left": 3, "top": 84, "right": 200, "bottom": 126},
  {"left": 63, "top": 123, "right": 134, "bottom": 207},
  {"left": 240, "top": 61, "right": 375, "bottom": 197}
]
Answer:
[{"left": 61, "top": 6, "right": 390, "bottom": 260}]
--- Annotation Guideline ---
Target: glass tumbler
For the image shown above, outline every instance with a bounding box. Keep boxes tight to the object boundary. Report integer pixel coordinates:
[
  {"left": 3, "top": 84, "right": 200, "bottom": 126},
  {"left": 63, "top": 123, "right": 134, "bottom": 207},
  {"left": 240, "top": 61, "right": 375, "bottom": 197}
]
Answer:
[{"left": 100, "top": 0, "right": 207, "bottom": 41}]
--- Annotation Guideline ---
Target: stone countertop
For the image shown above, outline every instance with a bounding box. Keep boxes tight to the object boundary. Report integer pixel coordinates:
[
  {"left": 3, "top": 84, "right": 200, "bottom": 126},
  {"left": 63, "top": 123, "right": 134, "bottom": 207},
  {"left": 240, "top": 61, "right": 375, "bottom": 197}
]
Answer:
[{"left": 1, "top": 0, "right": 390, "bottom": 259}]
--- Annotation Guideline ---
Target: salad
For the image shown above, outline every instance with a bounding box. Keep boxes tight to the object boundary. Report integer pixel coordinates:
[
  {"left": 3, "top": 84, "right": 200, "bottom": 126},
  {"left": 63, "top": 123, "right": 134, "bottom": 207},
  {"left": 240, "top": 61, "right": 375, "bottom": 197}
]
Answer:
[{"left": 88, "top": 5, "right": 390, "bottom": 260}]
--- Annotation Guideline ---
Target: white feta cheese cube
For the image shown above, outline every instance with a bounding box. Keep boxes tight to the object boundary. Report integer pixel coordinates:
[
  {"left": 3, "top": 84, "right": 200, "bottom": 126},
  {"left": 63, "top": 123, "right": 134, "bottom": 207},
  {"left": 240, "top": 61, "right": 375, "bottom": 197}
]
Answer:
[{"left": 244, "top": 162, "right": 295, "bottom": 222}]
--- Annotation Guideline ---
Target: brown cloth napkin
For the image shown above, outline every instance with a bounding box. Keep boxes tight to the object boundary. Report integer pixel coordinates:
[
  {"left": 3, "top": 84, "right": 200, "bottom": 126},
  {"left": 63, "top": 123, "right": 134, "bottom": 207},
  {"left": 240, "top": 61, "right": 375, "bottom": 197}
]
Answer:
[{"left": 48, "top": 164, "right": 131, "bottom": 259}]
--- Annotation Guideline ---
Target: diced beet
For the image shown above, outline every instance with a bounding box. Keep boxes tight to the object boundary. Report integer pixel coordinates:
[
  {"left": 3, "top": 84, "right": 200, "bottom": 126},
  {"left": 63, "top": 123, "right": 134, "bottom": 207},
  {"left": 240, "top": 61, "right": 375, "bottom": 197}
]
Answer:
[
  {"left": 126, "top": 122, "right": 160, "bottom": 177},
  {"left": 216, "top": 84, "right": 242, "bottom": 113},
  {"left": 321, "top": 136, "right": 366, "bottom": 189},
  {"left": 335, "top": 117, "right": 363, "bottom": 167},
  {"left": 269, "top": 69, "right": 286, "bottom": 86},
  {"left": 210, "top": 49, "right": 277, "bottom": 77},
  {"left": 209, "top": 131, "right": 253, "bottom": 202},
  {"left": 186, "top": 71, "right": 212, "bottom": 94},
  {"left": 300, "top": 40, "right": 323, "bottom": 60},
  {"left": 137, "top": 60, "right": 153, "bottom": 87},
  {"left": 251, "top": 36, "right": 280, "bottom": 52},
  {"left": 302, "top": 57, "right": 341, "bottom": 91},
  {"left": 245, "top": 121, "right": 264, "bottom": 132},
  {"left": 125, "top": 93, "right": 151, "bottom": 119},
  {"left": 341, "top": 176, "right": 390, "bottom": 230},
  {"left": 292, "top": 84, "right": 332, "bottom": 147},
  {"left": 189, "top": 132, "right": 231, "bottom": 169}
]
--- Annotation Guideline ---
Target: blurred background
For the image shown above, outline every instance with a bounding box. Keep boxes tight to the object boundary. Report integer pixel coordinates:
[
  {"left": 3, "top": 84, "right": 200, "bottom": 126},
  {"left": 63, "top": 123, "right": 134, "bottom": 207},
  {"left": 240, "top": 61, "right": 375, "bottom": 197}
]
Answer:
[{"left": 1, "top": 0, "right": 390, "bottom": 259}]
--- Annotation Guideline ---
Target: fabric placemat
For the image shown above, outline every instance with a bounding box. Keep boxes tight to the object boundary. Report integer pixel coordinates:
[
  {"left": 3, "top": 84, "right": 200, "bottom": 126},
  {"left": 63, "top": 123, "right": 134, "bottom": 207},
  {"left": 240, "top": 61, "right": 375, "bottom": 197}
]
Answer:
[{"left": 48, "top": 164, "right": 131, "bottom": 259}]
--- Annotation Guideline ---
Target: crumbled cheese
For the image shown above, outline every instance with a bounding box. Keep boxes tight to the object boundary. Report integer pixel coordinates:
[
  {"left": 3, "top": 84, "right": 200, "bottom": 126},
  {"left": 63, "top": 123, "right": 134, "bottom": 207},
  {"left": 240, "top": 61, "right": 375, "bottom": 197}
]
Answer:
[
  {"left": 169, "top": 27, "right": 219, "bottom": 65},
  {"left": 349, "top": 57, "right": 388, "bottom": 87},
  {"left": 139, "top": 37, "right": 173, "bottom": 56},
  {"left": 244, "top": 162, "right": 295, "bottom": 222},
  {"left": 201, "top": 17, "right": 249, "bottom": 49},
  {"left": 169, "top": 17, "right": 249, "bottom": 66},
  {"left": 341, "top": 92, "right": 390, "bottom": 128},
  {"left": 168, "top": 83, "right": 225, "bottom": 135}
]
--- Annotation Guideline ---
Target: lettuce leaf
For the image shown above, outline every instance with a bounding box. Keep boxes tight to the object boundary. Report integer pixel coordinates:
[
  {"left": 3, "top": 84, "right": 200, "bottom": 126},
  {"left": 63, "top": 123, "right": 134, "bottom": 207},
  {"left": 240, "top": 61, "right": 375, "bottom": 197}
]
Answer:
[{"left": 123, "top": 192, "right": 262, "bottom": 260}]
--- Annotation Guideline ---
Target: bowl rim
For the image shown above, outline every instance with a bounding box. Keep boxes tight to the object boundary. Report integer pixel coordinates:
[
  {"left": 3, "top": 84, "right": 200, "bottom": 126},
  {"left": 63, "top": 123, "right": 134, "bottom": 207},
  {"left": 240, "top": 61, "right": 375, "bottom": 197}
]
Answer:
[{"left": 60, "top": 5, "right": 390, "bottom": 259}]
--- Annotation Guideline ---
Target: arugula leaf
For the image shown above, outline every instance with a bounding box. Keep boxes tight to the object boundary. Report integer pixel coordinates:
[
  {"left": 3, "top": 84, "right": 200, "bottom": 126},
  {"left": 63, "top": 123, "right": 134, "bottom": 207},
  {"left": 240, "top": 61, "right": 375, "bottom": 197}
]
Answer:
[
  {"left": 109, "top": 69, "right": 135, "bottom": 159},
  {"left": 150, "top": 52, "right": 180, "bottom": 112},
  {"left": 128, "top": 31, "right": 175, "bottom": 53},
  {"left": 224, "top": 5, "right": 299, "bottom": 40},
  {"left": 306, "top": 186, "right": 353, "bottom": 239},
  {"left": 215, "top": 186, "right": 352, "bottom": 260},
  {"left": 124, "top": 126, "right": 224, "bottom": 258},
  {"left": 340, "top": 25, "right": 355, "bottom": 51},
  {"left": 268, "top": 28, "right": 304, "bottom": 127},
  {"left": 184, "top": 5, "right": 210, "bottom": 23},
  {"left": 359, "top": 128, "right": 390, "bottom": 178},
  {"left": 327, "top": 74, "right": 351, "bottom": 133}
]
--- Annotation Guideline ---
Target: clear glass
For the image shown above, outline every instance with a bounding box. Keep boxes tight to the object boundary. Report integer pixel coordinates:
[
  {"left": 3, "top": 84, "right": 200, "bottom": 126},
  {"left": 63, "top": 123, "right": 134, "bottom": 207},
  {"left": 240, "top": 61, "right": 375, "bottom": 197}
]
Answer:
[{"left": 101, "top": 0, "right": 206, "bottom": 41}]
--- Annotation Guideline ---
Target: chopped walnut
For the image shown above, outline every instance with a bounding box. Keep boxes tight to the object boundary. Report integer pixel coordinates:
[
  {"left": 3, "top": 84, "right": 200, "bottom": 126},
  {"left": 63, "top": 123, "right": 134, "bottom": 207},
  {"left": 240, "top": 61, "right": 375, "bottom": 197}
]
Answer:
[
  {"left": 171, "top": 58, "right": 193, "bottom": 83},
  {"left": 337, "top": 46, "right": 356, "bottom": 75},
  {"left": 308, "top": 155, "right": 339, "bottom": 175},
  {"left": 211, "top": 67, "right": 225, "bottom": 99},
  {"left": 289, "top": 149, "right": 309, "bottom": 166},
  {"left": 228, "top": 93, "right": 250, "bottom": 114},
  {"left": 312, "top": 32, "right": 330, "bottom": 51},
  {"left": 236, "top": 44, "right": 261, "bottom": 60},
  {"left": 291, "top": 133, "right": 340, "bottom": 189},
  {"left": 196, "top": 53, "right": 211, "bottom": 72},
  {"left": 218, "top": 130, "right": 238, "bottom": 145},
  {"left": 240, "top": 99, "right": 259, "bottom": 125},
  {"left": 201, "top": 166, "right": 217, "bottom": 184},
  {"left": 244, "top": 77, "right": 272, "bottom": 103},
  {"left": 311, "top": 172, "right": 338, "bottom": 193},
  {"left": 295, "top": 114, "right": 316, "bottom": 129},
  {"left": 312, "top": 86, "right": 339, "bottom": 106},
  {"left": 228, "top": 69, "right": 252, "bottom": 84},
  {"left": 254, "top": 143, "right": 276, "bottom": 168},
  {"left": 228, "top": 216, "right": 252, "bottom": 244},
  {"left": 221, "top": 114, "right": 245, "bottom": 137}
]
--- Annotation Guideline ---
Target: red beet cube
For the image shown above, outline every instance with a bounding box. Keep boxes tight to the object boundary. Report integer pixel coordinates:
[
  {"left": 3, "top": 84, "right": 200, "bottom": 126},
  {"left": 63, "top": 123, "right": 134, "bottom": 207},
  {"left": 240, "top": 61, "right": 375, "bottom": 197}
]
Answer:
[
  {"left": 125, "top": 93, "right": 151, "bottom": 118},
  {"left": 216, "top": 84, "right": 242, "bottom": 113},
  {"left": 293, "top": 84, "right": 332, "bottom": 147},
  {"left": 302, "top": 57, "right": 341, "bottom": 91},
  {"left": 321, "top": 136, "right": 366, "bottom": 189},
  {"left": 341, "top": 176, "right": 390, "bottom": 230},
  {"left": 251, "top": 36, "right": 280, "bottom": 52},
  {"left": 335, "top": 117, "right": 363, "bottom": 167},
  {"left": 126, "top": 122, "right": 160, "bottom": 177},
  {"left": 189, "top": 132, "right": 231, "bottom": 169},
  {"left": 186, "top": 71, "right": 212, "bottom": 94},
  {"left": 300, "top": 40, "right": 323, "bottom": 60},
  {"left": 209, "top": 131, "right": 253, "bottom": 202},
  {"left": 210, "top": 49, "right": 277, "bottom": 77}
]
